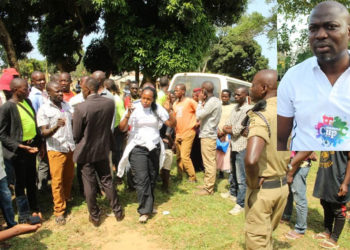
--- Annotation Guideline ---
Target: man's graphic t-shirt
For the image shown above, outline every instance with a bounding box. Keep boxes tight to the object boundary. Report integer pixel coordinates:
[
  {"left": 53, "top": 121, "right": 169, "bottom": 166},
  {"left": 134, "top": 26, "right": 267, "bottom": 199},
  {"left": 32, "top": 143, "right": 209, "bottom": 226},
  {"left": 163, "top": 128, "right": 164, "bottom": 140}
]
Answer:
[{"left": 278, "top": 55, "right": 350, "bottom": 150}]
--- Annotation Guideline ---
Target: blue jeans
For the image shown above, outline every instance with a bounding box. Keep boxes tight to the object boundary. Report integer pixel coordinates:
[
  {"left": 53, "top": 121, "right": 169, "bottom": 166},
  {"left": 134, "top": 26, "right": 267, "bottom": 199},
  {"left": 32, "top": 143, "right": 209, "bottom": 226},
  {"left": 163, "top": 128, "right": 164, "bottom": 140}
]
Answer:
[
  {"left": 4, "top": 159, "right": 15, "bottom": 186},
  {"left": 282, "top": 166, "right": 310, "bottom": 234},
  {"left": 229, "top": 150, "right": 246, "bottom": 207},
  {"left": 0, "top": 177, "right": 17, "bottom": 227}
]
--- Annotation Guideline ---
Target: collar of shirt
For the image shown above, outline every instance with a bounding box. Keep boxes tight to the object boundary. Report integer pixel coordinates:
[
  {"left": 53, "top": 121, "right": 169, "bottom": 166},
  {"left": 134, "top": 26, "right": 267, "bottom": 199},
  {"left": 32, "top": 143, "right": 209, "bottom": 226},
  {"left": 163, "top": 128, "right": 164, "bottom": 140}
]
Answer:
[{"left": 48, "top": 99, "right": 70, "bottom": 112}]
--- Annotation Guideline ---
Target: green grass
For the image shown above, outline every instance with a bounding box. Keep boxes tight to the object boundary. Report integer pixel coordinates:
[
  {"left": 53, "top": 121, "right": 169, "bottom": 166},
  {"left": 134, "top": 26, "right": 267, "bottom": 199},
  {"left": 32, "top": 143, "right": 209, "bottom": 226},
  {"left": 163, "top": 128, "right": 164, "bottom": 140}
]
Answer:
[{"left": 5, "top": 158, "right": 350, "bottom": 249}]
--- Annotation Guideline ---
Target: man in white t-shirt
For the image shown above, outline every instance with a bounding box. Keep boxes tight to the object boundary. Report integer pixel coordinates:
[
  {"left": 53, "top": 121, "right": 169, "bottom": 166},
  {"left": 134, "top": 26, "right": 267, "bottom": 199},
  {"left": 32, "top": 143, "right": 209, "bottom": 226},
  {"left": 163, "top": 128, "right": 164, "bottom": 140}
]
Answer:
[{"left": 277, "top": 1, "right": 350, "bottom": 151}]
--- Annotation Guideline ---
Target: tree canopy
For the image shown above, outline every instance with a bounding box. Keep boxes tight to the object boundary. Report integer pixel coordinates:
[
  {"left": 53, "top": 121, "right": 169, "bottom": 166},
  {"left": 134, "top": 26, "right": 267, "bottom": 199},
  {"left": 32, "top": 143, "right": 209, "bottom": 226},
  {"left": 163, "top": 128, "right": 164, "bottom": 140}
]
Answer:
[
  {"left": 206, "top": 12, "right": 270, "bottom": 81},
  {"left": 84, "top": 0, "right": 248, "bottom": 82},
  {"left": 1, "top": 0, "right": 253, "bottom": 78}
]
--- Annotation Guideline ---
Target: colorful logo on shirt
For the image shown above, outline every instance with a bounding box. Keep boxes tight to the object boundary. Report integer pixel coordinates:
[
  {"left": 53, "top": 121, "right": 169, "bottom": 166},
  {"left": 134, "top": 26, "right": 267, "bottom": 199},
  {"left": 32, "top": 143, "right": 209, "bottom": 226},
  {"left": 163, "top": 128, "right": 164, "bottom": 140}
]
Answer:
[{"left": 315, "top": 115, "right": 348, "bottom": 147}]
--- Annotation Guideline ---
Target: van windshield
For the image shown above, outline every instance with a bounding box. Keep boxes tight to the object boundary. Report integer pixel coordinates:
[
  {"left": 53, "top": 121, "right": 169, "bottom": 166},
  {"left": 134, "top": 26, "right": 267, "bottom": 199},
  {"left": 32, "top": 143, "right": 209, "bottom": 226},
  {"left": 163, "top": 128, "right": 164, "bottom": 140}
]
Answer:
[{"left": 170, "top": 76, "right": 221, "bottom": 97}]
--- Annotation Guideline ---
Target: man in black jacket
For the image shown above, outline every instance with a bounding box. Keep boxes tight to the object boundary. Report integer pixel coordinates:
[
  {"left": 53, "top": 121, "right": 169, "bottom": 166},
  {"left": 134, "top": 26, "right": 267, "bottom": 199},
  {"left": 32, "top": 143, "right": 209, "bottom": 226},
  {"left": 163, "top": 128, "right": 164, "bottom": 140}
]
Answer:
[
  {"left": 73, "top": 77, "right": 124, "bottom": 226},
  {"left": 0, "top": 78, "right": 41, "bottom": 223}
]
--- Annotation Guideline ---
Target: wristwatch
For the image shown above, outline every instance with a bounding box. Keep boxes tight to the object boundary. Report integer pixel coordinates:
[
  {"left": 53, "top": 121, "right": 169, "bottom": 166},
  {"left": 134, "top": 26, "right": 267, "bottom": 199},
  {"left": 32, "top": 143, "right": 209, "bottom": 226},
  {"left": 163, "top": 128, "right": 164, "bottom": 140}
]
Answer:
[{"left": 287, "top": 163, "right": 293, "bottom": 171}]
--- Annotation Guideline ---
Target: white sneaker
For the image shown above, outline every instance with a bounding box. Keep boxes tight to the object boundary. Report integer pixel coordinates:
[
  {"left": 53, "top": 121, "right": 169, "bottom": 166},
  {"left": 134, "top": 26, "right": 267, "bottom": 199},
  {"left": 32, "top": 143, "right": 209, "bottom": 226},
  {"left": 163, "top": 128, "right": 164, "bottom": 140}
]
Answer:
[
  {"left": 229, "top": 204, "right": 244, "bottom": 215},
  {"left": 139, "top": 214, "right": 149, "bottom": 223},
  {"left": 220, "top": 192, "right": 237, "bottom": 202}
]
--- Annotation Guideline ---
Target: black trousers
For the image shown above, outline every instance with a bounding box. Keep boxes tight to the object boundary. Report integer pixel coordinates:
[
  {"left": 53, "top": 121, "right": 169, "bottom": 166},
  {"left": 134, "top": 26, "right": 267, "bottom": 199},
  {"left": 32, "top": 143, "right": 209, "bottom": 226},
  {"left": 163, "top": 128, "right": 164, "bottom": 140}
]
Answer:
[
  {"left": 81, "top": 159, "right": 122, "bottom": 221},
  {"left": 129, "top": 145, "right": 160, "bottom": 215},
  {"left": 12, "top": 149, "right": 38, "bottom": 212},
  {"left": 37, "top": 154, "right": 50, "bottom": 191},
  {"left": 111, "top": 127, "right": 126, "bottom": 167},
  {"left": 320, "top": 199, "right": 347, "bottom": 242}
]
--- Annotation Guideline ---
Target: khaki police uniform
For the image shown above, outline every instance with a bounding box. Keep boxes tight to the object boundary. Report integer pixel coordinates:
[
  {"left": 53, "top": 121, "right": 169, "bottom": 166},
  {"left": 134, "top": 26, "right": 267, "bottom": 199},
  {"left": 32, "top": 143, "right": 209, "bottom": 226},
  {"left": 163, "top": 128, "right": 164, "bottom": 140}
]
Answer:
[{"left": 245, "top": 97, "right": 290, "bottom": 250}]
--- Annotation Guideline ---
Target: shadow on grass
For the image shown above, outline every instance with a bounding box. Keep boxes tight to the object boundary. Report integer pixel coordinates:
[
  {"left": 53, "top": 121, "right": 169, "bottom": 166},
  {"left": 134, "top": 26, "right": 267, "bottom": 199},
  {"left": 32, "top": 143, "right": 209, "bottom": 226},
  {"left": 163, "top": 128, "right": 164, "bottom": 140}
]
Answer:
[
  {"left": 7, "top": 229, "right": 52, "bottom": 249},
  {"left": 36, "top": 172, "right": 86, "bottom": 221},
  {"left": 280, "top": 204, "right": 324, "bottom": 235}
]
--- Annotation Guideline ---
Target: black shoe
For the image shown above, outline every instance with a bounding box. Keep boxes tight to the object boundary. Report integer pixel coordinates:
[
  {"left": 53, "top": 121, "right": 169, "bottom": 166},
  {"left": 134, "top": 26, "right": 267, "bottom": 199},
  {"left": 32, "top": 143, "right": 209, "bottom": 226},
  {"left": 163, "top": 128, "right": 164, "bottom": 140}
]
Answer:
[
  {"left": 115, "top": 210, "right": 125, "bottom": 222},
  {"left": 89, "top": 216, "right": 100, "bottom": 227}
]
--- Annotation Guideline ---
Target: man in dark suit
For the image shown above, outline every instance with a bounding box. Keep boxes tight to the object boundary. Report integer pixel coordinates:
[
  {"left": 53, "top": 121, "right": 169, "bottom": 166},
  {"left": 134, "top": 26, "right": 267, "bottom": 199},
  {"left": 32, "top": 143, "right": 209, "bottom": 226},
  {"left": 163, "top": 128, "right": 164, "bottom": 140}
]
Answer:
[{"left": 73, "top": 77, "right": 124, "bottom": 226}]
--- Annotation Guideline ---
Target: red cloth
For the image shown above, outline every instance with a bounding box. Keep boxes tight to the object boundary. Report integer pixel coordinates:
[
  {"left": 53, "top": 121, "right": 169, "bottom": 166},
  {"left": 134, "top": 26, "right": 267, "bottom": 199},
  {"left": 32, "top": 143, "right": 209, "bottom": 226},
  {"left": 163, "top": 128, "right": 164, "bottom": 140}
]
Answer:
[
  {"left": 0, "top": 73, "right": 14, "bottom": 91},
  {"left": 3, "top": 68, "right": 19, "bottom": 76},
  {"left": 193, "top": 88, "right": 201, "bottom": 93}
]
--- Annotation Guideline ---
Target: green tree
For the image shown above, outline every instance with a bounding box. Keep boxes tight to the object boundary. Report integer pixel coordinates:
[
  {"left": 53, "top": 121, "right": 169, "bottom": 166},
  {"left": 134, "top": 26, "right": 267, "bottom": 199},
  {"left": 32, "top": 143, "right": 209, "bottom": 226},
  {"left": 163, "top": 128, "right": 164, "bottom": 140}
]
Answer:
[
  {"left": 89, "top": 0, "right": 247, "bottom": 82},
  {"left": 278, "top": 0, "right": 350, "bottom": 18},
  {"left": 0, "top": 0, "right": 41, "bottom": 70},
  {"left": 18, "top": 58, "right": 45, "bottom": 78},
  {"left": 206, "top": 12, "right": 270, "bottom": 81},
  {"left": 38, "top": 0, "right": 101, "bottom": 72},
  {"left": 83, "top": 39, "right": 116, "bottom": 77}
]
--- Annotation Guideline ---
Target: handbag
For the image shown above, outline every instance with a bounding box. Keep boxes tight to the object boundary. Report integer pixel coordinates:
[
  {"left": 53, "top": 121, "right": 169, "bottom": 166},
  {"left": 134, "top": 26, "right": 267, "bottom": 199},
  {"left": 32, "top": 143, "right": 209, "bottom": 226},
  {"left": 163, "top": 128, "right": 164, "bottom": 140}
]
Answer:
[{"left": 216, "top": 134, "right": 231, "bottom": 153}]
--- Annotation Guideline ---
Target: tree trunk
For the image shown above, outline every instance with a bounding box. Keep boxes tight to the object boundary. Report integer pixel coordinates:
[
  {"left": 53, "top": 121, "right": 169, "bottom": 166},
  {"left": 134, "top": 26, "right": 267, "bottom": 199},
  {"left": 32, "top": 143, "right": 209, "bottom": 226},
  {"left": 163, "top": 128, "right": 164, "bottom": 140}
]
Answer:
[
  {"left": 135, "top": 66, "right": 140, "bottom": 84},
  {"left": 0, "top": 18, "right": 19, "bottom": 70}
]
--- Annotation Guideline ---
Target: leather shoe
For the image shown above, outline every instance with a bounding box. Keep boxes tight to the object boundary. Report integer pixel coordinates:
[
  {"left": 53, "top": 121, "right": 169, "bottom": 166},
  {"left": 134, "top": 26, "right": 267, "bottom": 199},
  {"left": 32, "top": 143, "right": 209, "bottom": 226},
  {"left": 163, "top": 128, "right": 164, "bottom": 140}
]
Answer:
[
  {"left": 115, "top": 210, "right": 125, "bottom": 222},
  {"left": 89, "top": 216, "right": 100, "bottom": 227},
  {"left": 195, "top": 188, "right": 212, "bottom": 196}
]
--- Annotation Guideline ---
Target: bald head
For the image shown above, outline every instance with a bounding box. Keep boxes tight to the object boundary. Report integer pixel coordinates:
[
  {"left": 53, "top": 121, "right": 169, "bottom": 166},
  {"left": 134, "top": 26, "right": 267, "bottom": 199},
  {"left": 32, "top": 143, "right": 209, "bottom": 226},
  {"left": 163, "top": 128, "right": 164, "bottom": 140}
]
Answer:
[
  {"left": 201, "top": 81, "right": 214, "bottom": 94},
  {"left": 31, "top": 71, "right": 44, "bottom": 80},
  {"left": 256, "top": 70, "right": 277, "bottom": 90},
  {"left": 46, "top": 81, "right": 60, "bottom": 92},
  {"left": 250, "top": 70, "right": 277, "bottom": 102},
  {"left": 80, "top": 76, "right": 89, "bottom": 88},
  {"left": 10, "top": 78, "right": 27, "bottom": 91},
  {"left": 311, "top": 1, "right": 350, "bottom": 24},
  {"left": 50, "top": 73, "right": 60, "bottom": 83},
  {"left": 10, "top": 78, "right": 29, "bottom": 100},
  {"left": 91, "top": 71, "right": 106, "bottom": 87}
]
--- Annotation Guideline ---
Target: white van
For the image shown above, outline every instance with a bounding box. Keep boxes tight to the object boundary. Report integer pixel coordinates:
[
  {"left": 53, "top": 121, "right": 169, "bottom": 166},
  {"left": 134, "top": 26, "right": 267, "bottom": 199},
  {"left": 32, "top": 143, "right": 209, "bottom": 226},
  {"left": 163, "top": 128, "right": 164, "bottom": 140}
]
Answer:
[{"left": 169, "top": 72, "right": 251, "bottom": 98}]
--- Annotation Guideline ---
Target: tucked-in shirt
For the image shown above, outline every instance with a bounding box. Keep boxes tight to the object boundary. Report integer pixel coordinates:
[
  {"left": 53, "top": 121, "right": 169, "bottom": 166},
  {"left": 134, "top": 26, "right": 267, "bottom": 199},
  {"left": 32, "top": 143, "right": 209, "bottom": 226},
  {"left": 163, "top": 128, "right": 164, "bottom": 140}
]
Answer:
[
  {"left": 173, "top": 97, "right": 197, "bottom": 138},
  {"left": 196, "top": 96, "right": 222, "bottom": 139},
  {"left": 225, "top": 103, "right": 252, "bottom": 152},
  {"left": 17, "top": 100, "right": 37, "bottom": 141},
  {"left": 37, "top": 100, "right": 75, "bottom": 153},
  {"left": 248, "top": 97, "right": 289, "bottom": 177},
  {"left": 29, "top": 87, "right": 47, "bottom": 113},
  {"left": 278, "top": 55, "right": 350, "bottom": 150},
  {"left": 313, "top": 151, "right": 350, "bottom": 204}
]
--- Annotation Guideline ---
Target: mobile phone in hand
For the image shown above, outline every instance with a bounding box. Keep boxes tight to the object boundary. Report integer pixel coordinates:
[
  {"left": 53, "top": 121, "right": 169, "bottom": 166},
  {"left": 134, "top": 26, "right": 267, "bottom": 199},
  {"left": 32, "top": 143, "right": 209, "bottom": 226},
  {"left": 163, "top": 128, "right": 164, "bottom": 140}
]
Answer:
[{"left": 27, "top": 216, "right": 41, "bottom": 225}]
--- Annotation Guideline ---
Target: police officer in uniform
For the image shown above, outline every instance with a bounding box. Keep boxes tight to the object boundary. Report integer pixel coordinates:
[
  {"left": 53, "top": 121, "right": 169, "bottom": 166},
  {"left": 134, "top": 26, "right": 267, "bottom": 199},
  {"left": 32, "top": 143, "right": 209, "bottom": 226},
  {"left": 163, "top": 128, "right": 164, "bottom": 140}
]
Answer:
[{"left": 244, "top": 70, "right": 290, "bottom": 249}]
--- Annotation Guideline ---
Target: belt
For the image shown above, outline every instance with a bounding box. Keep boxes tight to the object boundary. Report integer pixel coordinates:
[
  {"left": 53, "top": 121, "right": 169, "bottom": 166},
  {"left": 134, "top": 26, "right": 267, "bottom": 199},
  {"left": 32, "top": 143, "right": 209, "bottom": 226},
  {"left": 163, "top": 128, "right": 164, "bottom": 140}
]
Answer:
[{"left": 261, "top": 177, "right": 287, "bottom": 189}]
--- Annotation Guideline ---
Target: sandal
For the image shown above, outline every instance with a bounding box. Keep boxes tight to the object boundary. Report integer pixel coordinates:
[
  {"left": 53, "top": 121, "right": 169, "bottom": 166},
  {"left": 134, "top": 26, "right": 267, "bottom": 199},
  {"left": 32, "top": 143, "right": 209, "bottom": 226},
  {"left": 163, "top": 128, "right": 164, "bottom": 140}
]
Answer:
[
  {"left": 284, "top": 230, "right": 304, "bottom": 240},
  {"left": 319, "top": 239, "right": 339, "bottom": 249},
  {"left": 313, "top": 232, "right": 330, "bottom": 240}
]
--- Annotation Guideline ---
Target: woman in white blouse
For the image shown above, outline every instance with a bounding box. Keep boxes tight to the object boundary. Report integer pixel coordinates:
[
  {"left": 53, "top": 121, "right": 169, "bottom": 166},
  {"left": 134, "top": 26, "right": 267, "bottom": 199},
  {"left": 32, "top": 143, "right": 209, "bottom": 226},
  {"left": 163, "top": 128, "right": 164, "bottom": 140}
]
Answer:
[{"left": 118, "top": 86, "right": 176, "bottom": 223}]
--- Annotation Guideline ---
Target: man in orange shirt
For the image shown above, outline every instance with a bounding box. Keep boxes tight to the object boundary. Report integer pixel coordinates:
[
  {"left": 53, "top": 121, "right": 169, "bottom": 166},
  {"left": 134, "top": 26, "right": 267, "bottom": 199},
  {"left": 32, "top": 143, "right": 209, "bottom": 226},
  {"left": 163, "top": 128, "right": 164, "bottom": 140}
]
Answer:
[
  {"left": 59, "top": 72, "right": 75, "bottom": 102},
  {"left": 173, "top": 84, "right": 197, "bottom": 182}
]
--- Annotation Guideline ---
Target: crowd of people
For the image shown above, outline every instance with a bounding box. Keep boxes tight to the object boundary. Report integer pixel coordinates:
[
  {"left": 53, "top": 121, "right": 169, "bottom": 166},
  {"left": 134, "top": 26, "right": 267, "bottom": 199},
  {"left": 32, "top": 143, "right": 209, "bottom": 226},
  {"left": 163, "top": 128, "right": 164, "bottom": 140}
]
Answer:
[{"left": 0, "top": 1, "right": 349, "bottom": 249}]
